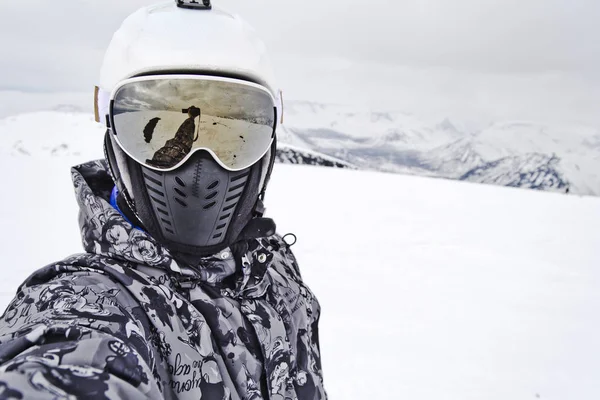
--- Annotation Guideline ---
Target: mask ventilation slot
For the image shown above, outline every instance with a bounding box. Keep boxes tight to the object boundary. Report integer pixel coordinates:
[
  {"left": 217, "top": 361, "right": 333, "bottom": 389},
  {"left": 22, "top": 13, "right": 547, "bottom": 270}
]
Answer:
[
  {"left": 207, "top": 171, "right": 249, "bottom": 244},
  {"left": 142, "top": 168, "right": 176, "bottom": 238},
  {"left": 172, "top": 174, "right": 190, "bottom": 209},
  {"left": 202, "top": 179, "right": 219, "bottom": 210}
]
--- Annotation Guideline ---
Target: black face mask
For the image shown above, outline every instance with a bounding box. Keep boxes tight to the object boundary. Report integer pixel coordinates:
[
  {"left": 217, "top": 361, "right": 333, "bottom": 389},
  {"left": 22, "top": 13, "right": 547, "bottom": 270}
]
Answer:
[
  {"left": 130, "top": 150, "right": 262, "bottom": 254},
  {"left": 105, "top": 132, "right": 276, "bottom": 262}
]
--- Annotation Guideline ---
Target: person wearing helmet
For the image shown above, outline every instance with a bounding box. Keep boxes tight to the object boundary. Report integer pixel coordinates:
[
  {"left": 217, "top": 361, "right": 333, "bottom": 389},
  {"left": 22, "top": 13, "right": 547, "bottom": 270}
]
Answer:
[{"left": 0, "top": 2, "right": 326, "bottom": 399}]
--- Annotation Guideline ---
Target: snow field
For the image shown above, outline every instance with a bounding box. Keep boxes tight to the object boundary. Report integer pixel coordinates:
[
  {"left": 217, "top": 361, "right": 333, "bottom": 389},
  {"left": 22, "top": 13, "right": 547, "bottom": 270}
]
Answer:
[
  {"left": 266, "top": 166, "right": 600, "bottom": 400},
  {"left": 0, "top": 111, "right": 599, "bottom": 398}
]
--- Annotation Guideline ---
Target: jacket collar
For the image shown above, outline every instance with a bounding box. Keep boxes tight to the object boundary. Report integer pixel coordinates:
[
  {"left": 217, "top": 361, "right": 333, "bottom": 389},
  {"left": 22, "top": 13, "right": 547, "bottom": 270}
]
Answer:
[
  {"left": 72, "top": 160, "right": 182, "bottom": 273},
  {"left": 72, "top": 160, "right": 273, "bottom": 296}
]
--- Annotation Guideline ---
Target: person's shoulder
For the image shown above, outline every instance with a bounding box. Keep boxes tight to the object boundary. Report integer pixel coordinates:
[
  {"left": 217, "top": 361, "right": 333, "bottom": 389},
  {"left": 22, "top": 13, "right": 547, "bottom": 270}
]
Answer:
[
  {"left": 262, "top": 234, "right": 304, "bottom": 281},
  {"left": 20, "top": 253, "right": 128, "bottom": 290}
]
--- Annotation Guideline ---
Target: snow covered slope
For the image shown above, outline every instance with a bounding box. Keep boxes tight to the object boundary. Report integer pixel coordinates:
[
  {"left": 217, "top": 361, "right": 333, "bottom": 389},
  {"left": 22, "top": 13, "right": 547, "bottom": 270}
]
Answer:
[
  {"left": 0, "top": 112, "right": 105, "bottom": 159},
  {"left": 281, "top": 101, "right": 464, "bottom": 149},
  {"left": 0, "top": 111, "right": 599, "bottom": 399},
  {"left": 276, "top": 144, "right": 355, "bottom": 169},
  {"left": 283, "top": 101, "right": 600, "bottom": 195},
  {"left": 460, "top": 153, "right": 568, "bottom": 191}
]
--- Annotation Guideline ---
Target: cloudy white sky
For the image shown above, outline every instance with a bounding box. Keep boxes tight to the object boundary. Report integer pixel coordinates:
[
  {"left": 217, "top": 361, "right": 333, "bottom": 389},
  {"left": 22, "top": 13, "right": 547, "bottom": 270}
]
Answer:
[{"left": 1, "top": 0, "right": 600, "bottom": 127}]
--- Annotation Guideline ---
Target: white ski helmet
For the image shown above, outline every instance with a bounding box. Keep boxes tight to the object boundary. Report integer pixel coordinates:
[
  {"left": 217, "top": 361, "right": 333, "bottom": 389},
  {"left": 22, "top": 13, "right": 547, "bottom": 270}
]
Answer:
[
  {"left": 96, "top": 0, "right": 282, "bottom": 124},
  {"left": 96, "top": 1, "right": 282, "bottom": 259}
]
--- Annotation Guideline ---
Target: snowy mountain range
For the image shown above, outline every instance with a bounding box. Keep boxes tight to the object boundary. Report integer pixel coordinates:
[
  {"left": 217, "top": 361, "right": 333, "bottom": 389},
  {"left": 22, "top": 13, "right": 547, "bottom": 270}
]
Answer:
[
  {"left": 280, "top": 101, "right": 600, "bottom": 195},
  {"left": 1, "top": 99, "right": 598, "bottom": 196},
  {"left": 275, "top": 144, "right": 355, "bottom": 169}
]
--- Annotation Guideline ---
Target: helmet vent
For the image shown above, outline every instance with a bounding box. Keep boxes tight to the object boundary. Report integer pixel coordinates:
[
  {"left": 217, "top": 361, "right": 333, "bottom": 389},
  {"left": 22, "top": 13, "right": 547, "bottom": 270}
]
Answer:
[
  {"left": 161, "top": 218, "right": 172, "bottom": 226},
  {"left": 204, "top": 201, "right": 217, "bottom": 210},
  {"left": 174, "top": 197, "right": 188, "bottom": 208},
  {"left": 207, "top": 180, "right": 219, "bottom": 190},
  {"left": 174, "top": 187, "right": 187, "bottom": 198},
  {"left": 212, "top": 232, "right": 223, "bottom": 239},
  {"left": 205, "top": 191, "right": 218, "bottom": 200},
  {"left": 156, "top": 207, "right": 169, "bottom": 216},
  {"left": 175, "top": 177, "right": 186, "bottom": 187}
]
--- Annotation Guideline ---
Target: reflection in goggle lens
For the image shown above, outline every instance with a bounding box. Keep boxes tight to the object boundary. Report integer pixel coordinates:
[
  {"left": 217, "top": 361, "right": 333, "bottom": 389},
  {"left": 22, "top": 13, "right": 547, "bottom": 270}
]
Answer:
[{"left": 111, "top": 77, "right": 275, "bottom": 171}]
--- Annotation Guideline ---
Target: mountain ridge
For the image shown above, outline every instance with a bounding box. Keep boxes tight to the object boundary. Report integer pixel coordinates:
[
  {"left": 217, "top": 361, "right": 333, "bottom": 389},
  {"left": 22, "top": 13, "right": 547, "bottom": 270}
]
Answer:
[
  {"left": 1, "top": 103, "right": 598, "bottom": 195},
  {"left": 282, "top": 101, "right": 600, "bottom": 195}
]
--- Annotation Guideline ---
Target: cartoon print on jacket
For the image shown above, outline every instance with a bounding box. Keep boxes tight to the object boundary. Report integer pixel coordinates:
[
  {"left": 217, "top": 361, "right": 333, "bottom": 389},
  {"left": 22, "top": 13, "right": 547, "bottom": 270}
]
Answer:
[
  {"left": 0, "top": 160, "right": 326, "bottom": 400},
  {"left": 3, "top": 344, "right": 112, "bottom": 399}
]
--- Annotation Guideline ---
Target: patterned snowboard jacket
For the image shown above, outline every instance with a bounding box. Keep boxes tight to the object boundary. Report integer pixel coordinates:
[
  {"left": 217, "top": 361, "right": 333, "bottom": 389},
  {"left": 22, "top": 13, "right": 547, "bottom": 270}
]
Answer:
[{"left": 0, "top": 160, "right": 326, "bottom": 400}]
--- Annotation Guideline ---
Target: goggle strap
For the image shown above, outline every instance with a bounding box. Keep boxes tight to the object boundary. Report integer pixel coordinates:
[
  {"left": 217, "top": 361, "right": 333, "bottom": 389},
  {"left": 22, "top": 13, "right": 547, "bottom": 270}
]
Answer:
[
  {"left": 253, "top": 198, "right": 266, "bottom": 218},
  {"left": 94, "top": 86, "right": 100, "bottom": 123},
  {"left": 279, "top": 90, "right": 284, "bottom": 125},
  {"left": 94, "top": 87, "right": 111, "bottom": 126},
  {"left": 258, "top": 117, "right": 278, "bottom": 202}
]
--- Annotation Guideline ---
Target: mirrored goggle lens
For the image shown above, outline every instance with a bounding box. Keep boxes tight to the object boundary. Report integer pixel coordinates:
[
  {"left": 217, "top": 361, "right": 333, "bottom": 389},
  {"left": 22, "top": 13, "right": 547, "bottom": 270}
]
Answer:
[{"left": 110, "top": 77, "right": 275, "bottom": 171}]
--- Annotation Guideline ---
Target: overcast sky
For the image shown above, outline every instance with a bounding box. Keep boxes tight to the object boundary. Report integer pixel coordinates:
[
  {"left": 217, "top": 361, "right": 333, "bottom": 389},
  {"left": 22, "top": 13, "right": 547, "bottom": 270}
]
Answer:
[{"left": 2, "top": 0, "right": 600, "bottom": 127}]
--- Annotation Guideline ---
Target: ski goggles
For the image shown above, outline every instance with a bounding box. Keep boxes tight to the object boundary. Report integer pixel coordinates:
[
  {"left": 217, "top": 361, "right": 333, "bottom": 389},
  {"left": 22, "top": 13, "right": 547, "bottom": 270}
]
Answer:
[{"left": 101, "top": 75, "right": 277, "bottom": 172}]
